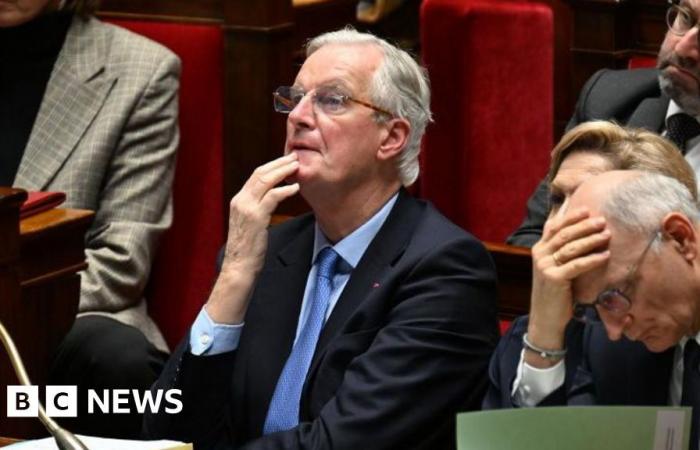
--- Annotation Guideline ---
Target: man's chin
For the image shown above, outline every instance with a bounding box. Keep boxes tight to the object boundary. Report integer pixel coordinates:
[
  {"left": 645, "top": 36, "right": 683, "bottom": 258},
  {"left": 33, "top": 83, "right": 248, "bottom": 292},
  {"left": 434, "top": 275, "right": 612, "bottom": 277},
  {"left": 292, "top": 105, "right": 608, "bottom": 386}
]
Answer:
[
  {"left": 659, "top": 72, "right": 700, "bottom": 116},
  {"left": 641, "top": 334, "right": 677, "bottom": 353}
]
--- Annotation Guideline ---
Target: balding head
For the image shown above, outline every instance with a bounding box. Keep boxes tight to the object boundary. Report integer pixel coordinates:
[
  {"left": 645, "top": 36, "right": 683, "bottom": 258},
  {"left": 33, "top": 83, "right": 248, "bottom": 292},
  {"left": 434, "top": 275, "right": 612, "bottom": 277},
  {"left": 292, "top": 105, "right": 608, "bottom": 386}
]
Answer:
[
  {"left": 568, "top": 170, "right": 700, "bottom": 236},
  {"left": 568, "top": 170, "right": 700, "bottom": 351}
]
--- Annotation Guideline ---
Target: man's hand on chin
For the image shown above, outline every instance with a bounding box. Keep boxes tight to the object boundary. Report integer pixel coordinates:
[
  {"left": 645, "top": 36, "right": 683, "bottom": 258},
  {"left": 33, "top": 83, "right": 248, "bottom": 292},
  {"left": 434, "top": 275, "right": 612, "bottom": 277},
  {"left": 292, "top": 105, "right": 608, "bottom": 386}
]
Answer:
[{"left": 206, "top": 153, "right": 301, "bottom": 325}]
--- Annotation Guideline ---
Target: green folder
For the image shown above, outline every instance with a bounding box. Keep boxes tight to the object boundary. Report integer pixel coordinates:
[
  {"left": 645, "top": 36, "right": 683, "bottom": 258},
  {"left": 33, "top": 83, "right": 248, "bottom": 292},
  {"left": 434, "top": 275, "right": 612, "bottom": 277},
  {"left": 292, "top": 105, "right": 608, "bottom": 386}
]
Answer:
[{"left": 457, "top": 406, "right": 691, "bottom": 450}]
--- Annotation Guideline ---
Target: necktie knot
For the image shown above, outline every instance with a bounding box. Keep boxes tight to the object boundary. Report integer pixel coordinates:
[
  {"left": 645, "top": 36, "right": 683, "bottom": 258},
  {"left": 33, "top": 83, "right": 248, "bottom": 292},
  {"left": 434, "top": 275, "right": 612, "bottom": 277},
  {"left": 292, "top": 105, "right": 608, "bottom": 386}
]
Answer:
[
  {"left": 316, "top": 247, "right": 340, "bottom": 282},
  {"left": 666, "top": 113, "right": 700, "bottom": 153}
]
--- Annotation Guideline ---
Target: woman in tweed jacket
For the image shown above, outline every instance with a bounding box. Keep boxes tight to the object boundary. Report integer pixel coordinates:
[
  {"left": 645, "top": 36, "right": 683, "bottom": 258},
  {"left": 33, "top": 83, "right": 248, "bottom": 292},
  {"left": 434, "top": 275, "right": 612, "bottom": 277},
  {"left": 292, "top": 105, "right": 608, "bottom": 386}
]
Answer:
[{"left": 0, "top": 0, "right": 180, "bottom": 438}]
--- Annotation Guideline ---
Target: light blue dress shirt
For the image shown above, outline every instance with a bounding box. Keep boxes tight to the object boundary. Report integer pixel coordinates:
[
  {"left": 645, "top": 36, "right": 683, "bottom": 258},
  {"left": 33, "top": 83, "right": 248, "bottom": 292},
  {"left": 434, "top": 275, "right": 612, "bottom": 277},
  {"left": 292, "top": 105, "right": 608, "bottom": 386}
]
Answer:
[{"left": 189, "top": 192, "right": 399, "bottom": 355}]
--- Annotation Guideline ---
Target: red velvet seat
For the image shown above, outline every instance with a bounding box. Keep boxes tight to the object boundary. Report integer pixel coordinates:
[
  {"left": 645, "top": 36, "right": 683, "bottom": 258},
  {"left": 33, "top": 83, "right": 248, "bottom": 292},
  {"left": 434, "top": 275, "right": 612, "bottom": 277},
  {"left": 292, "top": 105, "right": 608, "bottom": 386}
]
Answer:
[
  {"left": 628, "top": 55, "right": 657, "bottom": 69},
  {"left": 105, "top": 18, "right": 225, "bottom": 349},
  {"left": 420, "top": 0, "right": 554, "bottom": 243}
]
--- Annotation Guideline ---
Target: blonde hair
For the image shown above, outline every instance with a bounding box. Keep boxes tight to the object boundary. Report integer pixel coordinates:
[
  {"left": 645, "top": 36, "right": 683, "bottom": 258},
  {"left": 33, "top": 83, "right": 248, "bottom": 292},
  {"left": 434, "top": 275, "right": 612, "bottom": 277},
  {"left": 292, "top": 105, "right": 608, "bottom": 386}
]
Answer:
[{"left": 548, "top": 121, "right": 698, "bottom": 200}]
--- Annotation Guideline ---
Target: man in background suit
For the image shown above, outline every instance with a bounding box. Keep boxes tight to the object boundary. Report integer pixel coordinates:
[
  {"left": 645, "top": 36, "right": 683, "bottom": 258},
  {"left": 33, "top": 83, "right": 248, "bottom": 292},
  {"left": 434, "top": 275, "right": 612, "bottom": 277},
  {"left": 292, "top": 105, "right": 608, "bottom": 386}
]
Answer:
[
  {"left": 509, "top": 0, "right": 700, "bottom": 247},
  {"left": 144, "top": 28, "right": 499, "bottom": 449}
]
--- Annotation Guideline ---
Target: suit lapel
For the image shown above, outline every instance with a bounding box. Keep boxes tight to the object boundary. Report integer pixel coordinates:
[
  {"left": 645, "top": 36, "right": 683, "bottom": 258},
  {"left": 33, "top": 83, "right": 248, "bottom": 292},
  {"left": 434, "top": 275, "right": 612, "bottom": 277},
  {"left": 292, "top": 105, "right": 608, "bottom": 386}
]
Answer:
[
  {"left": 15, "top": 17, "right": 115, "bottom": 191},
  {"left": 242, "top": 219, "right": 315, "bottom": 436},
  {"left": 308, "top": 191, "right": 424, "bottom": 374}
]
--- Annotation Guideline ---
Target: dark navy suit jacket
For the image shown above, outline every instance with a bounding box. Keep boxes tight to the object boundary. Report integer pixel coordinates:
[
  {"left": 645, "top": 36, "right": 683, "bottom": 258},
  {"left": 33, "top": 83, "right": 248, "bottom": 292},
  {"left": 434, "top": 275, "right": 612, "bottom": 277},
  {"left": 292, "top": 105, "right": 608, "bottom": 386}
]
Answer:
[
  {"left": 483, "top": 315, "right": 674, "bottom": 409},
  {"left": 144, "top": 191, "right": 500, "bottom": 450}
]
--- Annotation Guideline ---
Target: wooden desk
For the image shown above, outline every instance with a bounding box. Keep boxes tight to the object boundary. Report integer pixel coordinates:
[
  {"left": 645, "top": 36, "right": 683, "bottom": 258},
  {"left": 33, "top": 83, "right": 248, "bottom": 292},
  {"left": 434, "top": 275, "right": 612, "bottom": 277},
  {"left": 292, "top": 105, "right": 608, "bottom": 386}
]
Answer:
[
  {"left": 485, "top": 242, "right": 532, "bottom": 320},
  {"left": 0, "top": 437, "right": 17, "bottom": 446},
  {"left": 0, "top": 188, "right": 93, "bottom": 438}
]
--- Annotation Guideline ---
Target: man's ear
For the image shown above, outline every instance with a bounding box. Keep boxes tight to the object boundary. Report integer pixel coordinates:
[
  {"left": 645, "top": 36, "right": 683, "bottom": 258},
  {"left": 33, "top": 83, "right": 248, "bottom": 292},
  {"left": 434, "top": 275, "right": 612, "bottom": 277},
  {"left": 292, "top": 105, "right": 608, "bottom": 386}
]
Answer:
[
  {"left": 377, "top": 118, "right": 411, "bottom": 161},
  {"left": 661, "top": 212, "right": 697, "bottom": 262}
]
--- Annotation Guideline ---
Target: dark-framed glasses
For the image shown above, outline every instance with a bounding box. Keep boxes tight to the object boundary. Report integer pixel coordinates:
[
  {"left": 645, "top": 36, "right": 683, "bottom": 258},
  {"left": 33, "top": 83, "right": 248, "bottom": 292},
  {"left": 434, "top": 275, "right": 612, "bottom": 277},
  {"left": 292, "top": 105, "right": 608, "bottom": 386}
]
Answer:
[
  {"left": 272, "top": 86, "right": 393, "bottom": 117},
  {"left": 667, "top": 2, "right": 700, "bottom": 36},
  {"left": 572, "top": 231, "right": 661, "bottom": 323}
]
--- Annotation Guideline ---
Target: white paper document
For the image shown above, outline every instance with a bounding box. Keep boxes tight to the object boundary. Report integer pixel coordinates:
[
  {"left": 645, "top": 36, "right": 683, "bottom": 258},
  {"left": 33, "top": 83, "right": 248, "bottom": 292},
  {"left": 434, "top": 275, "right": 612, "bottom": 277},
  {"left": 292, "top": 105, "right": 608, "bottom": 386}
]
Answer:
[{"left": 4, "top": 435, "right": 191, "bottom": 450}]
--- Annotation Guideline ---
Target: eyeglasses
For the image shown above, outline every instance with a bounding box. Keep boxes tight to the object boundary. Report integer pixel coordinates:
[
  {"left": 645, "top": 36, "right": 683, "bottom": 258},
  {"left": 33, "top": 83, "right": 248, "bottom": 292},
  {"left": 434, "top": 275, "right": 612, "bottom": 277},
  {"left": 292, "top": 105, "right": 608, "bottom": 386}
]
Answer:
[
  {"left": 272, "top": 86, "right": 393, "bottom": 117},
  {"left": 666, "top": 2, "right": 700, "bottom": 36},
  {"left": 572, "top": 231, "right": 661, "bottom": 324}
]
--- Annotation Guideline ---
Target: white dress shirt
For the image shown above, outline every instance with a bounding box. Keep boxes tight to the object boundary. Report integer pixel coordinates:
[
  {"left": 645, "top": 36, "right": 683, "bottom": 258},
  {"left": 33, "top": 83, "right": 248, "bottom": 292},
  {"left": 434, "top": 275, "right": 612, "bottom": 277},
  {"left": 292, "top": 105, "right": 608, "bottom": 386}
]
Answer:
[{"left": 513, "top": 333, "right": 700, "bottom": 408}]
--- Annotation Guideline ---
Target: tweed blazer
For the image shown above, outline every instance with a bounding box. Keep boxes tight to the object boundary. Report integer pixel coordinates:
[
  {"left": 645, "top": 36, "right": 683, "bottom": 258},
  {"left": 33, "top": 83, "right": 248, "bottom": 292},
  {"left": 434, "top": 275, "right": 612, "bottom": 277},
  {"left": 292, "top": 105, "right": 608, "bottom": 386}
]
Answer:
[{"left": 13, "top": 16, "right": 181, "bottom": 352}]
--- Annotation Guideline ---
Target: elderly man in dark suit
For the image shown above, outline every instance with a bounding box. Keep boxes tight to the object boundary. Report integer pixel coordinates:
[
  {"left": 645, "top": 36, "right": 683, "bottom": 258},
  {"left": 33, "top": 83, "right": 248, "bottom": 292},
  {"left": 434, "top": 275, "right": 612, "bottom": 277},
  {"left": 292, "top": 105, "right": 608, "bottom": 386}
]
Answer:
[
  {"left": 527, "top": 170, "right": 700, "bottom": 449},
  {"left": 509, "top": 0, "right": 700, "bottom": 247},
  {"left": 144, "top": 28, "right": 499, "bottom": 450}
]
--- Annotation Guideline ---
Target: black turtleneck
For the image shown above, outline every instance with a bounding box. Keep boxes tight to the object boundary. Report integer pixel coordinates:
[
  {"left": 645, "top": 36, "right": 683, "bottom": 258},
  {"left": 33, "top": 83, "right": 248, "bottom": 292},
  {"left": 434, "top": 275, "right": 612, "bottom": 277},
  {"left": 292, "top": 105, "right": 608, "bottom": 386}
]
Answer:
[{"left": 0, "top": 11, "right": 73, "bottom": 186}]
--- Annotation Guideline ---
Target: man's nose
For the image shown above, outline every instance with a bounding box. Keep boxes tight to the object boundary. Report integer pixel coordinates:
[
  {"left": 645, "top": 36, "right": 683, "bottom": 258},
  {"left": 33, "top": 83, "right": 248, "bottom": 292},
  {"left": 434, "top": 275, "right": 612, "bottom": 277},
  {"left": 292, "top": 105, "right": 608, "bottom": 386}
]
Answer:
[
  {"left": 288, "top": 93, "right": 315, "bottom": 129},
  {"left": 674, "top": 27, "right": 700, "bottom": 60},
  {"left": 601, "top": 312, "right": 632, "bottom": 341}
]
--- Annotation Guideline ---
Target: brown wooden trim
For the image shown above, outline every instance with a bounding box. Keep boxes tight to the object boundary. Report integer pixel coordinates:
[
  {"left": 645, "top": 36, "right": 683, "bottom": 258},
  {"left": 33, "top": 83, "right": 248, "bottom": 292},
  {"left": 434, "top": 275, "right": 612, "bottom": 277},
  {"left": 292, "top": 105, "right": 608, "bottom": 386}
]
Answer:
[
  {"left": 0, "top": 188, "right": 26, "bottom": 210},
  {"left": 20, "top": 263, "right": 89, "bottom": 289},
  {"left": 0, "top": 437, "right": 19, "bottom": 446},
  {"left": 98, "top": 0, "right": 223, "bottom": 20},
  {"left": 225, "top": 23, "right": 296, "bottom": 34},
  {"left": 19, "top": 209, "right": 93, "bottom": 238},
  {"left": 485, "top": 241, "right": 532, "bottom": 319},
  {"left": 97, "top": 11, "right": 224, "bottom": 25}
]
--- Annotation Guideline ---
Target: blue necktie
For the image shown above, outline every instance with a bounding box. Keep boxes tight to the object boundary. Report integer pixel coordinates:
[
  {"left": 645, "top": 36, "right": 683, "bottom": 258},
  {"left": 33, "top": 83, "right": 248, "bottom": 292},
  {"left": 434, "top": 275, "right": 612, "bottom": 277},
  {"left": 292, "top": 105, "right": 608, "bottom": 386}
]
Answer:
[
  {"left": 682, "top": 339, "right": 700, "bottom": 450},
  {"left": 263, "top": 247, "right": 340, "bottom": 434}
]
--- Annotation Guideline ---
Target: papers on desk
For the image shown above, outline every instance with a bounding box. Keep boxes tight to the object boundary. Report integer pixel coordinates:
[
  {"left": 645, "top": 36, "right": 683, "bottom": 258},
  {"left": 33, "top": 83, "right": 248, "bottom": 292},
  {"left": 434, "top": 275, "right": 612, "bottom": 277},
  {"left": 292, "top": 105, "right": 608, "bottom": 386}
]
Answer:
[
  {"left": 457, "top": 406, "right": 691, "bottom": 450},
  {"left": 4, "top": 435, "right": 191, "bottom": 450}
]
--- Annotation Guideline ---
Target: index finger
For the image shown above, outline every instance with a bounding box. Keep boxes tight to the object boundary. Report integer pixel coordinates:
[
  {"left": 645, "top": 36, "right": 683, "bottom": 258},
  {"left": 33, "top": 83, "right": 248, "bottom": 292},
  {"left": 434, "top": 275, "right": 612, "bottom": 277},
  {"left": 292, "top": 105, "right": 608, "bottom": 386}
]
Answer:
[
  {"left": 252, "top": 153, "right": 298, "bottom": 178},
  {"left": 244, "top": 159, "right": 300, "bottom": 200}
]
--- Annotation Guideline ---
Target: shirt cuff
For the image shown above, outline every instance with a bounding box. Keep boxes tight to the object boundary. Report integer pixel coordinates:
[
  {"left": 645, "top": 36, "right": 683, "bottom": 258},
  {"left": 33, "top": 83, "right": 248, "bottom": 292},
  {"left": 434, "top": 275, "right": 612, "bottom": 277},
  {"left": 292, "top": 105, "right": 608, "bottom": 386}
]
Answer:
[
  {"left": 189, "top": 307, "right": 244, "bottom": 356},
  {"left": 512, "top": 348, "right": 565, "bottom": 406}
]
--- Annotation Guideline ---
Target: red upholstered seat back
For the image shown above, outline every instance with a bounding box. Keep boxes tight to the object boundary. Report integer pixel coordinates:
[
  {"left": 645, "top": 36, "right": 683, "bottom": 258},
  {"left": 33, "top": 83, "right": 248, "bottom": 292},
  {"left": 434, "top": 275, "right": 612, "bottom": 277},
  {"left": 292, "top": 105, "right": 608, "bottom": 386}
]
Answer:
[
  {"left": 420, "top": 0, "right": 553, "bottom": 242},
  {"left": 628, "top": 55, "right": 657, "bottom": 69},
  {"left": 105, "top": 18, "right": 225, "bottom": 349}
]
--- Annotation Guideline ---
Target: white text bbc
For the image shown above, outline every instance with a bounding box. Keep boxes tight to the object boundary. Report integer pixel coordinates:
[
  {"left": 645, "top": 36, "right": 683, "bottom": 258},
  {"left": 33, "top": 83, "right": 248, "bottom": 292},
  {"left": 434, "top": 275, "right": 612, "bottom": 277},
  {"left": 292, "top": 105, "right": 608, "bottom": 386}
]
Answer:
[{"left": 6, "top": 386, "right": 183, "bottom": 417}]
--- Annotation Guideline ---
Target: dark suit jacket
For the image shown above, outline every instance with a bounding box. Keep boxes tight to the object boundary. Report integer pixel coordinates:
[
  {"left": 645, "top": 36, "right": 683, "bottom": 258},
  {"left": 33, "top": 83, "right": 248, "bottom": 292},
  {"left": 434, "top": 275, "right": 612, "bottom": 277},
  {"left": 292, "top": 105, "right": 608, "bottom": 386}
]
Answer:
[
  {"left": 483, "top": 315, "right": 674, "bottom": 409},
  {"left": 507, "top": 68, "right": 667, "bottom": 247},
  {"left": 144, "top": 191, "right": 500, "bottom": 450}
]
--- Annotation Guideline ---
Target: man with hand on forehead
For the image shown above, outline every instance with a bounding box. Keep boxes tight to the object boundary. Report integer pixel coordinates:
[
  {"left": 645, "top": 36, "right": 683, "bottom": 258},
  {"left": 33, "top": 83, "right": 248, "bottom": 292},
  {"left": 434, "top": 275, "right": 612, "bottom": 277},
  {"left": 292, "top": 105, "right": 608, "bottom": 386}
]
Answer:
[
  {"left": 522, "top": 169, "right": 700, "bottom": 449},
  {"left": 144, "top": 28, "right": 499, "bottom": 450}
]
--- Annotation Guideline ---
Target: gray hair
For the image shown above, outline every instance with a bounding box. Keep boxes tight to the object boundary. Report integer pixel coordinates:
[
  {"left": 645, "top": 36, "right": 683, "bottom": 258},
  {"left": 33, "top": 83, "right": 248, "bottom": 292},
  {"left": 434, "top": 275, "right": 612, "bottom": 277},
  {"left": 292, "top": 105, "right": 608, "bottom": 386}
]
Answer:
[
  {"left": 306, "top": 28, "right": 432, "bottom": 187},
  {"left": 601, "top": 172, "right": 700, "bottom": 237}
]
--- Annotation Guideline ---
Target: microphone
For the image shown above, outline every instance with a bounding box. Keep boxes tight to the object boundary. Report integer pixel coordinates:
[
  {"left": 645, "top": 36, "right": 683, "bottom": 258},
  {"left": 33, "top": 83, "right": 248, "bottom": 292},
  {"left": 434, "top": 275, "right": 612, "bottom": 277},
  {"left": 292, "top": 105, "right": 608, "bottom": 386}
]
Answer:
[{"left": 0, "top": 320, "right": 89, "bottom": 450}]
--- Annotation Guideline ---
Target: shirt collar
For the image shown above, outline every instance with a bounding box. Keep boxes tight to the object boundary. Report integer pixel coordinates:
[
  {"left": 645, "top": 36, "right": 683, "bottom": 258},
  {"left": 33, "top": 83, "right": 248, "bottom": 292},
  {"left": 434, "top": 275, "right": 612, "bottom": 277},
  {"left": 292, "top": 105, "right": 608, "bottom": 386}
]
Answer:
[
  {"left": 312, "top": 192, "right": 399, "bottom": 270},
  {"left": 677, "top": 333, "right": 700, "bottom": 351},
  {"left": 666, "top": 100, "right": 684, "bottom": 122},
  {"left": 666, "top": 100, "right": 700, "bottom": 123}
]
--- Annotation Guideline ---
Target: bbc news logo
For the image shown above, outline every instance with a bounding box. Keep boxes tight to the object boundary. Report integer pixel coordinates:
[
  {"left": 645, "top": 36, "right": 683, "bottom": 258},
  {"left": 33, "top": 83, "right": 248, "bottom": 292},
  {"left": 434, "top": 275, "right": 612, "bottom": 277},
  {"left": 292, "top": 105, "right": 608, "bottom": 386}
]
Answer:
[{"left": 5, "top": 386, "right": 183, "bottom": 417}]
